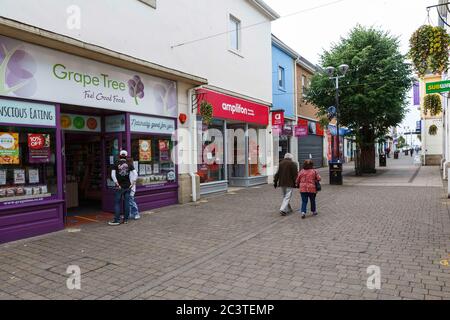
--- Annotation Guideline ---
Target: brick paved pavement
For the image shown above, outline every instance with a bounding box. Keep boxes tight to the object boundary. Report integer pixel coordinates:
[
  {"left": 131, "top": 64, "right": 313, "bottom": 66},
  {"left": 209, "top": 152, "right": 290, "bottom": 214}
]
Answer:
[{"left": 0, "top": 155, "right": 449, "bottom": 300}]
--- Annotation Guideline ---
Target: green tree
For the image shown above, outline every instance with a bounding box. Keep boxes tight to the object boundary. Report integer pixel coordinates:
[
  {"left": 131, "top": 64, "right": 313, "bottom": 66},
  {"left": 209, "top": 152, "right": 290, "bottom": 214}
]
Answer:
[
  {"left": 306, "top": 26, "right": 413, "bottom": 174},
  {"left": 397, "top": 136, "right": 406, "bottom": 149}
]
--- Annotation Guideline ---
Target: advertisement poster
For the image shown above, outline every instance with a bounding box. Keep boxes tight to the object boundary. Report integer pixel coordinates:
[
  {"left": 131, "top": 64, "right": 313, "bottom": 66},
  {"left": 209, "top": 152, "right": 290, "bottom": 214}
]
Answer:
[
  {"left": 139, "top": 140, "right": 152, "bottom": 161},
  {"left": 139, "top": 164, "right": 147, "bottom": 176},
  {"left": 28, "top": 134, "right": 51, "bottom": 163},
  {"left": 61, "top": 114, "right": 101, "bottom": 132},
  {"left": 159, "top": 140, "right": 170, "bottom": 161},
  {"left": 0, "top": 132, "right": 20, "bottom": 164},
  {"left": 28, "top": 169, "right": 40, "bottom": 184},
  {"left": 0, "top": 170, "right": 6, "bottom": 185},
  {"left": 14, "top": 169, "right": 25, "bottom": 184}
]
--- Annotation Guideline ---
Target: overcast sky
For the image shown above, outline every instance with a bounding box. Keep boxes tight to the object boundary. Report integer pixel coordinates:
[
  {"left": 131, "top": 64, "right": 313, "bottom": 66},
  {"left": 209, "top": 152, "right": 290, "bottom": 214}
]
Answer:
[{"left": 265, "top": 0, "right": 438, "bottom": 141}]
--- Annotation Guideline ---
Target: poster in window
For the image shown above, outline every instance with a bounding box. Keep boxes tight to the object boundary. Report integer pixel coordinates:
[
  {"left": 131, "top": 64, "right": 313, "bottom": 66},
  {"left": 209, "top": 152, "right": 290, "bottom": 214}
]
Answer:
[
  {"left": 28, "top": 133, "right": 51, "bottom": 163},
  {"left": 0, "top": 170, "right": 6, "bottom": 185},
  {"left": 159, "top": 140, "right": 170, "bottom": 161},
  {"left": 14, "top": 169, "right": 25, "bottom": 184},
  {"left": 0, "top": 132, "right": 20, "bottom": 164},
  {"left": 28, "top": 169, "right": 40, "bottom": 184},
  {"left": 139, "top": 164, "right": 147, "bottom": 176},
  {"left": 139, "top": 140, "right": 152, "bottom": 161}
]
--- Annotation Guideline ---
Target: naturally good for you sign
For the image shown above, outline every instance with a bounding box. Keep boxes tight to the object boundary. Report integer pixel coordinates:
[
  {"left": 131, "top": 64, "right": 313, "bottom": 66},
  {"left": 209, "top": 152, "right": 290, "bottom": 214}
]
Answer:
[
  {"left": 426, "top": 80, "right": 450, "bottom": 94},
  {"left": 0, "top": 35, "right": 177, "bottom": 117}
]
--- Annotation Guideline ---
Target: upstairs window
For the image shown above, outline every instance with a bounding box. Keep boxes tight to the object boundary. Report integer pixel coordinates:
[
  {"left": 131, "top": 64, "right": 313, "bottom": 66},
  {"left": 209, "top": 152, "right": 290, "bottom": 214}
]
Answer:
[
  {"left": 278, "top": 66, "right": 285, "bottom": 90},
  {"left": 229, "top": 15, "right": 241, "bottom": 52}
]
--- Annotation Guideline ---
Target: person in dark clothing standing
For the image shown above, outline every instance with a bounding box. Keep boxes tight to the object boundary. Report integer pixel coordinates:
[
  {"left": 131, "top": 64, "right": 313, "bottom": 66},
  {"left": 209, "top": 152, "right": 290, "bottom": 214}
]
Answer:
[
  {"left": 274, "top": 153, "right": 298, "bottom": 216},
  {"left": 109, "top": 150, "right": 137, "bottom": 225}
]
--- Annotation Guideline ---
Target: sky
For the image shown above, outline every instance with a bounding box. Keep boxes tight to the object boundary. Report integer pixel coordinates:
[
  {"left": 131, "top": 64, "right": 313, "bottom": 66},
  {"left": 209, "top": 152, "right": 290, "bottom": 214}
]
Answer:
[{"left": 264, "top": 0, "right": 438, "bottom": 144}]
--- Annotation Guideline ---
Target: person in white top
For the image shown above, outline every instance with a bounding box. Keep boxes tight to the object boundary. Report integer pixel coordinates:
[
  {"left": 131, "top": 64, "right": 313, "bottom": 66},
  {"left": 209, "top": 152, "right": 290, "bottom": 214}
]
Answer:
[{"left": 128, "top": 163, "right": 140, "bottom": 220}]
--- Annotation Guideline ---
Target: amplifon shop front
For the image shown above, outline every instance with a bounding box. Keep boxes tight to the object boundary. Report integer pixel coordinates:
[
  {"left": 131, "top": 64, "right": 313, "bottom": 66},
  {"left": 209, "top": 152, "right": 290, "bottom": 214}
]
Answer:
[
  {"left": 0, "top": 35, "right": 178, "bottom": 243},
  {"left": 196, "top": 88, "right": 270, "bottom": 195}
]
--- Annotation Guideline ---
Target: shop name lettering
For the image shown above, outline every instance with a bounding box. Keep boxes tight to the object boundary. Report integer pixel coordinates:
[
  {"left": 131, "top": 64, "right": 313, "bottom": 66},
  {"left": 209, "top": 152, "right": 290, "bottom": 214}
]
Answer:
[
  {"left": 0, "top": 106, "right": 54, "bottom": 121},
  {"left": 222, "top": 103, "right": 255, "bottom": 116},
  {"left": 131, "top": 119, "right": 174, "bottom": 131},
  {"left": 53, "top": 64, "right": 126, "bottom": 90}
]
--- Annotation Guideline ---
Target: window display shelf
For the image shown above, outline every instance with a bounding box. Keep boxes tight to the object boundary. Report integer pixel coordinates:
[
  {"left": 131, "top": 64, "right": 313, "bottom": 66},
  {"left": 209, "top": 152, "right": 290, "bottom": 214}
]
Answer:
[{"left": 0, "top": 193, "right": 52, "bottom": 203}]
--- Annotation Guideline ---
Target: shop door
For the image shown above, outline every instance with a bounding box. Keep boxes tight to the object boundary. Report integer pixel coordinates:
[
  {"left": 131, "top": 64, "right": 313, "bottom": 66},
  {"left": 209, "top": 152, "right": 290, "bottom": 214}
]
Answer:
[
  {"left": 102, "top": 133, "right": 124, "bottom": 213},
  {"left": 278, "top": 137, "right": 290, "bottom": 161},
  {"left": 298, "top": 135, "right": 324, "bottom": 168}
]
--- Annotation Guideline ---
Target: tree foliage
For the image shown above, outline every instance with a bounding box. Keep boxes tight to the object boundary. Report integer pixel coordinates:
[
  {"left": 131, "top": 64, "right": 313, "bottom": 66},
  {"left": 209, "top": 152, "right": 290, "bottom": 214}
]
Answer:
[{"left": 305, "top": 25, "right": 413, "bottom": 149}]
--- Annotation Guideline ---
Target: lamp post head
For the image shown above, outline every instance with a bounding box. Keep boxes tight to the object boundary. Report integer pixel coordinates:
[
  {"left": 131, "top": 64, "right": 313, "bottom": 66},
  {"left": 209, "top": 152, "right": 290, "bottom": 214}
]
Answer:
[
  {"left": 338, "top": 64, "right": 349, "bottom": 76},
  {"left": 324, "top": 66, "right": 336, "bottom": 77}
]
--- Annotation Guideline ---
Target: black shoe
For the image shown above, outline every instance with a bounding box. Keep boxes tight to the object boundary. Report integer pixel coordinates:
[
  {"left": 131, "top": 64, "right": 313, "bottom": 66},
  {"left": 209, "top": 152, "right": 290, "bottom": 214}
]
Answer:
[
  {"left": 301, "top": 213, "right": 306, "bottom": 219},
  {"left": 122, "top": 220, "right": 129, "bottom": 225},
  {"left": 280, "top": 211, "right": 287, "bottom": 216},
  {"left": 313, "top": 212, "right": 318, "bottom": 216}
]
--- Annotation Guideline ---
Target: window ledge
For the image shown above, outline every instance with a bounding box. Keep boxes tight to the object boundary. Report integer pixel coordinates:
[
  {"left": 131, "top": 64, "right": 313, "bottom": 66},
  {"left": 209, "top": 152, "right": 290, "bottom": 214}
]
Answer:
[
  {"left": 228, "top": 49, "right": 244, "bottom": 58},
  {"left": 138, "top": 0, "right": 156, "bottom": 9}
]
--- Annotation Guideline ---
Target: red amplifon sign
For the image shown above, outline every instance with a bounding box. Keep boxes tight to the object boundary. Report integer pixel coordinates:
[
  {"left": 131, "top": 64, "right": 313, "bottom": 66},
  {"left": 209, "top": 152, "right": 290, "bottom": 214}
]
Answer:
[
  {"left": 197, "top": 89, "right": 269, "bottom": 126},
  {"left": 272, "top": 111, "right": 285, "bottom": 126}
]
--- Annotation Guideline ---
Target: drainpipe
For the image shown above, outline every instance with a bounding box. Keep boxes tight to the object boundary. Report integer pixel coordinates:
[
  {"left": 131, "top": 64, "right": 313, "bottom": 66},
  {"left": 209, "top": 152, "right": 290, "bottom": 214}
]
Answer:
[{"left": 188, "top": 86, "right": 204, "bottom": 202}]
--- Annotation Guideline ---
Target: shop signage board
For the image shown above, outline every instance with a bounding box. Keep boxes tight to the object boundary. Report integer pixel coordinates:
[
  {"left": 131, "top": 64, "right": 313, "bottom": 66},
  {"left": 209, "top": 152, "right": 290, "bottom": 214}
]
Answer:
[
  {"left": 105, "top": 114, "right": 126, "bottom": 132},
  {"left": 0, "top": 98, "right": 56, "bottom": 127},
  {"left": 0, "top": 35, "right": 177, "bottom": 117},
  {"left": 294, "top": 125, "right": 308, "bottom": 137},
  {"left": 61, "top": 114, "right": 101, "bottom": 132},
  {"left": 197, "top": 89, "right": 269, "bottom": 126},
  {"left": 130, "top": 114, "right": 176, "bottom": 135},
  {"left": 426, "top": 80, "right": 450, "bottom": 94},
  {"left": 272, "top": 111, "right": 285, "bottom": 126}
]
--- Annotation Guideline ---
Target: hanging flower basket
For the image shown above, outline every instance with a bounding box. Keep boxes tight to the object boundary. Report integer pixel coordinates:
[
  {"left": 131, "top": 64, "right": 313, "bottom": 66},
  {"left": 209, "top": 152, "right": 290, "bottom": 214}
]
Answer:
[
  {"left": 409, "top": 25, "right": 450, "bottom": 77},
  {"left": 429, "top": 124, "right": 438, "bottom": 136},
  {"left": 424, "top": 94, "right": 442, "bottom": 116},
  {"left": 199, "top": 101, "right": 213, "bottom": 125}
]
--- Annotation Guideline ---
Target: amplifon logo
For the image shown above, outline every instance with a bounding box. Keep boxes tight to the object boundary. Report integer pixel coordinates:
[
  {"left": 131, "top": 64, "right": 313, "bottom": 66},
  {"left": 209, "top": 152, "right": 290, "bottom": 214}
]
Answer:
[{"left": 222, "top": 103, "right": 255, "bottom": 116}]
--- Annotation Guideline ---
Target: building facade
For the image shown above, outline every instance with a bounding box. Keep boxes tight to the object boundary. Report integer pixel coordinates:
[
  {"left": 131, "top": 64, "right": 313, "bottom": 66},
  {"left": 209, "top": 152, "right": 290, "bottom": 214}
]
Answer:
[
  {"left": 0, "top": 0, "right": 279, "bottom": 242},
  {"left": 271, "top": 35, "right": 298, "bottom": 164}
]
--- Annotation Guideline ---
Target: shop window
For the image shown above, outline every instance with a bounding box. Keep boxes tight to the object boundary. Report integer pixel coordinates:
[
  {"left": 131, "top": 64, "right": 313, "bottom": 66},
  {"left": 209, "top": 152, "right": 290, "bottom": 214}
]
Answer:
[
  {"left": 197, "top": 119, "right": 225, "bottom": 184},
  {"left": 248, "top": 126, "right": 267, "bottom": 177},
  {"left": 130, "top": 135, "right": 176, "bottom": 187},
  {"left": 0, "top": 127, "right": 57, "bottom": 204},
  {"left": 278, "top": 66, "right": 285, "bottom": 90}
]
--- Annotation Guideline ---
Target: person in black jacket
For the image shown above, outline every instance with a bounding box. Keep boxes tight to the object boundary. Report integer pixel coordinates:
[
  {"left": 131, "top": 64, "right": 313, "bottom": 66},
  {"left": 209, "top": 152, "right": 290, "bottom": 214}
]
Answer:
[{"left": 274, "top": 153, "right": 299, "bottom": 216}]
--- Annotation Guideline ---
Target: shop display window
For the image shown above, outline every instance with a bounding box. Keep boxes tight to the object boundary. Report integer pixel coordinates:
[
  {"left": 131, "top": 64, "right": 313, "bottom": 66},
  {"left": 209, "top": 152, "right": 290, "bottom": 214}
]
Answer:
[
  {"left": 0, "top": 126, "right": 57, "bottom": 204},
  {"left": 197, "top": 118, "right": 225, "bottom": 184},
  {"left": 248, "top": 126, "right": 267, "bottom": 177},
  {"left": 131, "top": 135, "right": 176, "bottom": 186}
]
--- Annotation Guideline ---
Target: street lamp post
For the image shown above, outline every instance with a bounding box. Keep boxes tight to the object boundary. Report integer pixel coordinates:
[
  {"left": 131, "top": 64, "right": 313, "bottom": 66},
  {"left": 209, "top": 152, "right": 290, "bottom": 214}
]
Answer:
[{"left": 325, "top": 64, "right": 349, "bottom": 185}]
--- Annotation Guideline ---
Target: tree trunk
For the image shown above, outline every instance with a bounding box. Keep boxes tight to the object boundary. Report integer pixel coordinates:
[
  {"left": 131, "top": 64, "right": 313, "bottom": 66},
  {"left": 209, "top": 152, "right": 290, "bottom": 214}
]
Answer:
[{"left": 360, "top": 143, "right": 376, "bottom": 174}]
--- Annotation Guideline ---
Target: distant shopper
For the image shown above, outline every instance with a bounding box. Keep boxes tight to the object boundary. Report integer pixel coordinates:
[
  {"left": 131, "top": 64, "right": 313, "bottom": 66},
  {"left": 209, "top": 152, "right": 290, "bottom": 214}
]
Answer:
[
  {"left": 109, "top": 150, "right": 137, "bottom": 225},
  {"left": 274, "top": 153, "right": 298, "bottom": 216},
  {"left": 386, "top": 147, "right": 391, "bottom": 158},
  {"left": 296, "top": 159, "right": 321, "bottom": 219},
  {"left": 127, "top": 157, "right": 141, "bottom": 220},
  {"left": 410, "top": 148, "right": 414, "bottom": 157},
  {"left": 415, "top": 146, "right": 420, "bottom": 155}
]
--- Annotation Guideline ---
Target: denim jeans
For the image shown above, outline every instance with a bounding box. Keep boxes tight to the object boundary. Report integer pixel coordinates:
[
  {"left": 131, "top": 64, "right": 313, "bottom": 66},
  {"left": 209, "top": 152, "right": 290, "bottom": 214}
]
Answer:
[
  {"left": 114, "top": 188, "right": 131, "bottom": 222},
  {"left": 129, "top": 195, "right": 140, "bottom": 219},
  {"left": 300, "top": 192, "right": 317, "bottom": 214}
]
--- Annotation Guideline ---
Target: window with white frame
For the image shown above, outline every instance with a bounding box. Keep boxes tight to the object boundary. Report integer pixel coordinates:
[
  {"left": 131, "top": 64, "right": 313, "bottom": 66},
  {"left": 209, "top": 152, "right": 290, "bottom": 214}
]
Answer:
[
  {"left": 278, "top": 66, "right": 285, "bottom": 89},
  {"left": 229, "top": 15, "right": 241, "bottom": 52}
]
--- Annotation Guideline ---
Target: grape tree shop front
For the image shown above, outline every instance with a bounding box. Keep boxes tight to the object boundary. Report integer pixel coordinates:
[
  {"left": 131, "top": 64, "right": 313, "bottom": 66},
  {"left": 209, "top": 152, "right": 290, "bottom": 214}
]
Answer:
[{"left": 0, "top": 35, "right": 180, "bottom": 243}]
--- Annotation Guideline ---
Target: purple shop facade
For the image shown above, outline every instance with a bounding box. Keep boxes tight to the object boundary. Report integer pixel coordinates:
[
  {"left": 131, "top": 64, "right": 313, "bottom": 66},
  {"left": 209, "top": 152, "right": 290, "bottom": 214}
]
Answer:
[{"left": 0, "top": 35, "right": 179, "bottom": 243}]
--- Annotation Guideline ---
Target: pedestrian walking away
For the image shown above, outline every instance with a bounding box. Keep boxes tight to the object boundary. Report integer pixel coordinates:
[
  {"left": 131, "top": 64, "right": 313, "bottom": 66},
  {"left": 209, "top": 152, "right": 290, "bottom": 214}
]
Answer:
[
  {"left": 296, "top": 159, "right": 321, "bottom": 219},
  {"left": 127, "top": 157, "right": 141, "bottom": 221},
  {"left": 109, "top": 150, "right": 137, "bottom": 226},
  {"left": 274, "top": 153, "right": 298, "bottom": 216}
]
